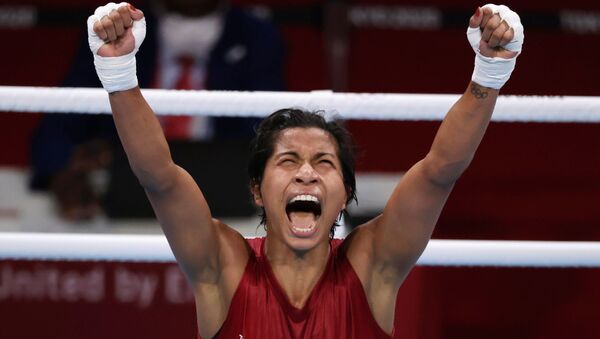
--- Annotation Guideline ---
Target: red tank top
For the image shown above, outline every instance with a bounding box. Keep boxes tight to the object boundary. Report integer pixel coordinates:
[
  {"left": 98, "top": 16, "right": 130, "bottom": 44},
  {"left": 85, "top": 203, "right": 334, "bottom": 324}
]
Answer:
[{"left": 213, "top": 237, "right": 393, "bottom": 339}]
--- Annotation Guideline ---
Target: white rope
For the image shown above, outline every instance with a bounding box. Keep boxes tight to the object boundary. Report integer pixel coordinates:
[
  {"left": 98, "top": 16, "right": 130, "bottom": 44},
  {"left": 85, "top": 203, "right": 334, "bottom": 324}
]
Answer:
[
  {"left": 1, "top": 86, "right": 599, "bottom": 122},
  {"left": 1, "top": 232, "right": 599, "bottom": 267},
  {"left": 1, "top": 87, "right": 598, "bottom": 266}
]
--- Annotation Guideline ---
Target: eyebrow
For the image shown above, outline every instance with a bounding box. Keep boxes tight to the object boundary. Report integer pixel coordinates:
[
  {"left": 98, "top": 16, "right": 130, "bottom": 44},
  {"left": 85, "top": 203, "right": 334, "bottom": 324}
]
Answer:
[
  {"left": 274, "top": 151, "right": 300, "bottom": 159},
  {"left": 315, "top": 152, "right": 336, "bottom": 159},
  {"left": 274, "top": 151, "right": 336, "bottom": 160}
]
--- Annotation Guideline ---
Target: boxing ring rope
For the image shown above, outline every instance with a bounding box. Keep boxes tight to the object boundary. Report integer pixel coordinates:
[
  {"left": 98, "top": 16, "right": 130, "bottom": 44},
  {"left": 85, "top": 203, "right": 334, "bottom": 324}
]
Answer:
[
  {"left": 1, "top": 232, "right": 600, "bottom": 267},
  {"left": 1, "top": 86, "right": 600, "bottom": 122},
  {"left": 1, "top": 86, "right": 599, "bottom": 268}
]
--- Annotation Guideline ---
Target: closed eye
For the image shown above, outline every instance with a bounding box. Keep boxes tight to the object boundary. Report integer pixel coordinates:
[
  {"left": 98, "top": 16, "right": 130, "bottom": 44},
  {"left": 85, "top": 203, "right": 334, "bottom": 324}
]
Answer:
[
  {"left": 318, "top": 159, "right": 336, "bottom": 168},
  {"left": 278, "top": 158, "right": 296, "bottom": 165},
  {"left": 314, "top": 152, "right": 338, "bottom": 168}
]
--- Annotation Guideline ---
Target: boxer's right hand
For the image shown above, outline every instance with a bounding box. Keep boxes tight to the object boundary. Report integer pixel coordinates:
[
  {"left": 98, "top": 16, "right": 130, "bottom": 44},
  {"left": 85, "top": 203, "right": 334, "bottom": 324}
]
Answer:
[
  {"left": 89, "top": 3, "right": 144, "bottom": 57},
  {"left": 87, "top": 2, "right": 146, "bottom": 93}
]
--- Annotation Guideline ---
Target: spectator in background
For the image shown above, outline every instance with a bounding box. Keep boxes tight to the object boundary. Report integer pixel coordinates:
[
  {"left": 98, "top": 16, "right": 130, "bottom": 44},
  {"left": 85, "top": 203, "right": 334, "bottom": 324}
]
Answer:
[{"left": 30, "top": 0, "right": 286, "bottom": 221}]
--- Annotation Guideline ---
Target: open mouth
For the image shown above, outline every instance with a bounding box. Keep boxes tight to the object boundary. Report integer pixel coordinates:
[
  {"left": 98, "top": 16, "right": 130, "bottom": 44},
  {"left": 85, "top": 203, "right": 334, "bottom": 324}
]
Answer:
[{"left": 285, "top": 195, "right": 322, "bottom": 235}]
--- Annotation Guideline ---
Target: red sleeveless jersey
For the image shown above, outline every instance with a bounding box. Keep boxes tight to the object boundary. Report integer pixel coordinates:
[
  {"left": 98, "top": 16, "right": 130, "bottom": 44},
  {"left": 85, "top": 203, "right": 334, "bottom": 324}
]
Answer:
[{"left": 213, "top": 237, "right": 393, "bottom": 339}]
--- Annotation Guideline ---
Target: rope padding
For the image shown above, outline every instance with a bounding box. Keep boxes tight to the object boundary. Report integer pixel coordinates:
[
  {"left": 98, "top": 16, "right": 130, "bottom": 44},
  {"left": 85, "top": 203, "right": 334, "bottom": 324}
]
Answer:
[
  {"left": 1, "top": 232, "right": 599, "bottom": 267},
  {"left": 1, "top": 86, "right": 599, "bottom": 122}
]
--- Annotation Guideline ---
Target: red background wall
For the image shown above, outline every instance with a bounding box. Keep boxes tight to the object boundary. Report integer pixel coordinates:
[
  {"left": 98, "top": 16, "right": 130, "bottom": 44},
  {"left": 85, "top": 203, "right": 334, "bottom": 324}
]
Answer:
[{"left": 0, "top": 0, "right": 599, "bottom": 338}]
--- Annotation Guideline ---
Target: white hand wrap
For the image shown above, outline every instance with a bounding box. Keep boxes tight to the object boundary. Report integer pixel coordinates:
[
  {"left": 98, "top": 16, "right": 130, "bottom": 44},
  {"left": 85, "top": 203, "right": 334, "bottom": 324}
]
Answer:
[
  {"left": 87, "top": 2, "right": 146, "bottom": 93},
  {"left": 466, "top": 4, "right": 524, "bottom": 89}
]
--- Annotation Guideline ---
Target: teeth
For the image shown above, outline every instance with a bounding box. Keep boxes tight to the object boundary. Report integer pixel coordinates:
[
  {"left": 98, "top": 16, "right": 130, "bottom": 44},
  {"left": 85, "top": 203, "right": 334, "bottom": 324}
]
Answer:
[
  {"left": 293, "top": 226, "right": 314, "bottom": 233},
  {"left": 290, "top": 194, "right": 319, "bottom": 204}
]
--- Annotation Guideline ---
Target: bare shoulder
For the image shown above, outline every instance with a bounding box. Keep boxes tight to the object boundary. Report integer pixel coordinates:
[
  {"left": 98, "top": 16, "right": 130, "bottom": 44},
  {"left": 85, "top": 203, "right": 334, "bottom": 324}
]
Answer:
[
  {"left": 342, "top": 217, "right": 406, "bottom": 333},
  {"left": 341, "top": 217, "right": 380, "bottom": 283},
  {"left": 190, "top": 219, "right": 251, "bottom": 295},
  {"left": 342, "top": 215, "right": 411, "bottom": 283},
  {"left": 193, "top": 220, "right": 252, "bottom": 337},
  {"left": 214, "top": 219, "right": 252, "bottom": 277}
]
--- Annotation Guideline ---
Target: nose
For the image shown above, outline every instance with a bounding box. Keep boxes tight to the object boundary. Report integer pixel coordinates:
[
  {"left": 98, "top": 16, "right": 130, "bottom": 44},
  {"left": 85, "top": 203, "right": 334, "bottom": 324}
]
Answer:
[{"left": 295, "top": 162, "right": 318, "bottom": 185}]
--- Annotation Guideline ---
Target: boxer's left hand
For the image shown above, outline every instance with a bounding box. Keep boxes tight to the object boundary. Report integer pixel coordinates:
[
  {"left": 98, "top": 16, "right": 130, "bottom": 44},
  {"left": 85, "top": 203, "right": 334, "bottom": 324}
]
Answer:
[
  {"left": 466, "top": 4, "right": 524, "bottom": 89},
  {"left": 470, "top": 6, "right": 518, "bottom": 59}
]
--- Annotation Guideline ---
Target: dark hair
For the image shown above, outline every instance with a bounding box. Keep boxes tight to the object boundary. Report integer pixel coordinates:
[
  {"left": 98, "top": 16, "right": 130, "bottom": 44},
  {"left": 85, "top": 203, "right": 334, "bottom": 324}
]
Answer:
[{"left": 248, "top": 108, "right": 357, "bottom": 238}]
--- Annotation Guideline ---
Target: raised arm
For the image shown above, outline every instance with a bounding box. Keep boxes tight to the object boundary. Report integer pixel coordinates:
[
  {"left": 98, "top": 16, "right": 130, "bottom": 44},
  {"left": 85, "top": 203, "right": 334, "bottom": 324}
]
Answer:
[
  {"left": 346, "top": 5, "right": 524, "bottom": 332},
  {"left": 107, "top": 89, "right": 228, "bottom": 280},
  {"left": 87, "top": 4, "right": 247, "bottom": 334}
]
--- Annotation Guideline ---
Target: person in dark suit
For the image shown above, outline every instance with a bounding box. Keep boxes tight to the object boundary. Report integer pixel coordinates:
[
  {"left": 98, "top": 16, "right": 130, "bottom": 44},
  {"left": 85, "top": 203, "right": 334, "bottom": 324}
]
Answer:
[{"left": 30, "top": 0, "right": 286, "bottom": 221}]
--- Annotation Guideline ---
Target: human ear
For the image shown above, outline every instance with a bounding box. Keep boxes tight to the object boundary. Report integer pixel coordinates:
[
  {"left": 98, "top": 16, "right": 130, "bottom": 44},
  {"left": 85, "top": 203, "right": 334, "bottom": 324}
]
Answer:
[{"left": 251, "top": 183, "right": 263, "bottom": 206}]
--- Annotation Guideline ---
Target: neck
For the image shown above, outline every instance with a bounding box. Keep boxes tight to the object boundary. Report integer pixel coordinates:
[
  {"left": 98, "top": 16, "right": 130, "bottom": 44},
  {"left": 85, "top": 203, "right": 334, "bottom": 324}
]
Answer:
[{"left": 264, "top": 236, "right": 331, "bottom": 308}]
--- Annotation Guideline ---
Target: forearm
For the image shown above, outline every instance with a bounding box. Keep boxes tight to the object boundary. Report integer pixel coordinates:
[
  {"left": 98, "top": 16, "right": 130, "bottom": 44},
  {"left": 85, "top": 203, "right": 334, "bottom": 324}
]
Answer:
[
  {"left": 109, "top": 87, "right": 175, "bottom": 191},
  {"left": 421, "top": 4, "right": 524, "bottom": 185},
  {"left": 363, "top": 5, "right": 524, "bottom": 284},
  {"left": 424, "top": 82, "right": 498, "bottom": 185}
]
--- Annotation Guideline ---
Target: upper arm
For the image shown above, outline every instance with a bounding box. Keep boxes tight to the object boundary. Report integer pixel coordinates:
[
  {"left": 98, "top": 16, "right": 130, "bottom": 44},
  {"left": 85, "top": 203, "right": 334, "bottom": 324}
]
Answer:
[
  {"left": 344, "top": 157, "right": 454, "bottom": 332},
  {"left": 376, "top": 156, "right": 453, "bottom": 267},
  {"left": 363, "top": 86, "right": 498, "bottom": 271},
  {"left": 348, "top": 156, "right": 454, "bottom": 283},
  {"left": 146, "top": 165, "right": 249, "bottom": 337},
  {"left": 145, "top": 165, "right": 249, "bottom": 284}
]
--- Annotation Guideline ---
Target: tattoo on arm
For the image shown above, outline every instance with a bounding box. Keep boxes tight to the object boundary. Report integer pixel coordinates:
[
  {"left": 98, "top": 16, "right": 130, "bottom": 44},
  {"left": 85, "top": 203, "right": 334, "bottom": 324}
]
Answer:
[{"left": 470, "top": 83, "right": 489, "bottom": 99}]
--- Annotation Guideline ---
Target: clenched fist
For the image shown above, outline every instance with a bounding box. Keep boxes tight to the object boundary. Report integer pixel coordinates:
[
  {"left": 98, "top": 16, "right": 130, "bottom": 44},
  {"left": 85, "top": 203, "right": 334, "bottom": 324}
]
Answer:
[
  {"left": 87, "top": 2, "right": 147, "bottom": 92},
  {"left": 90, "top": 3, "right": 144, "bottom": 57},
  {"left": 466, "top": 4, "right": 524, "bottom": 89}
]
